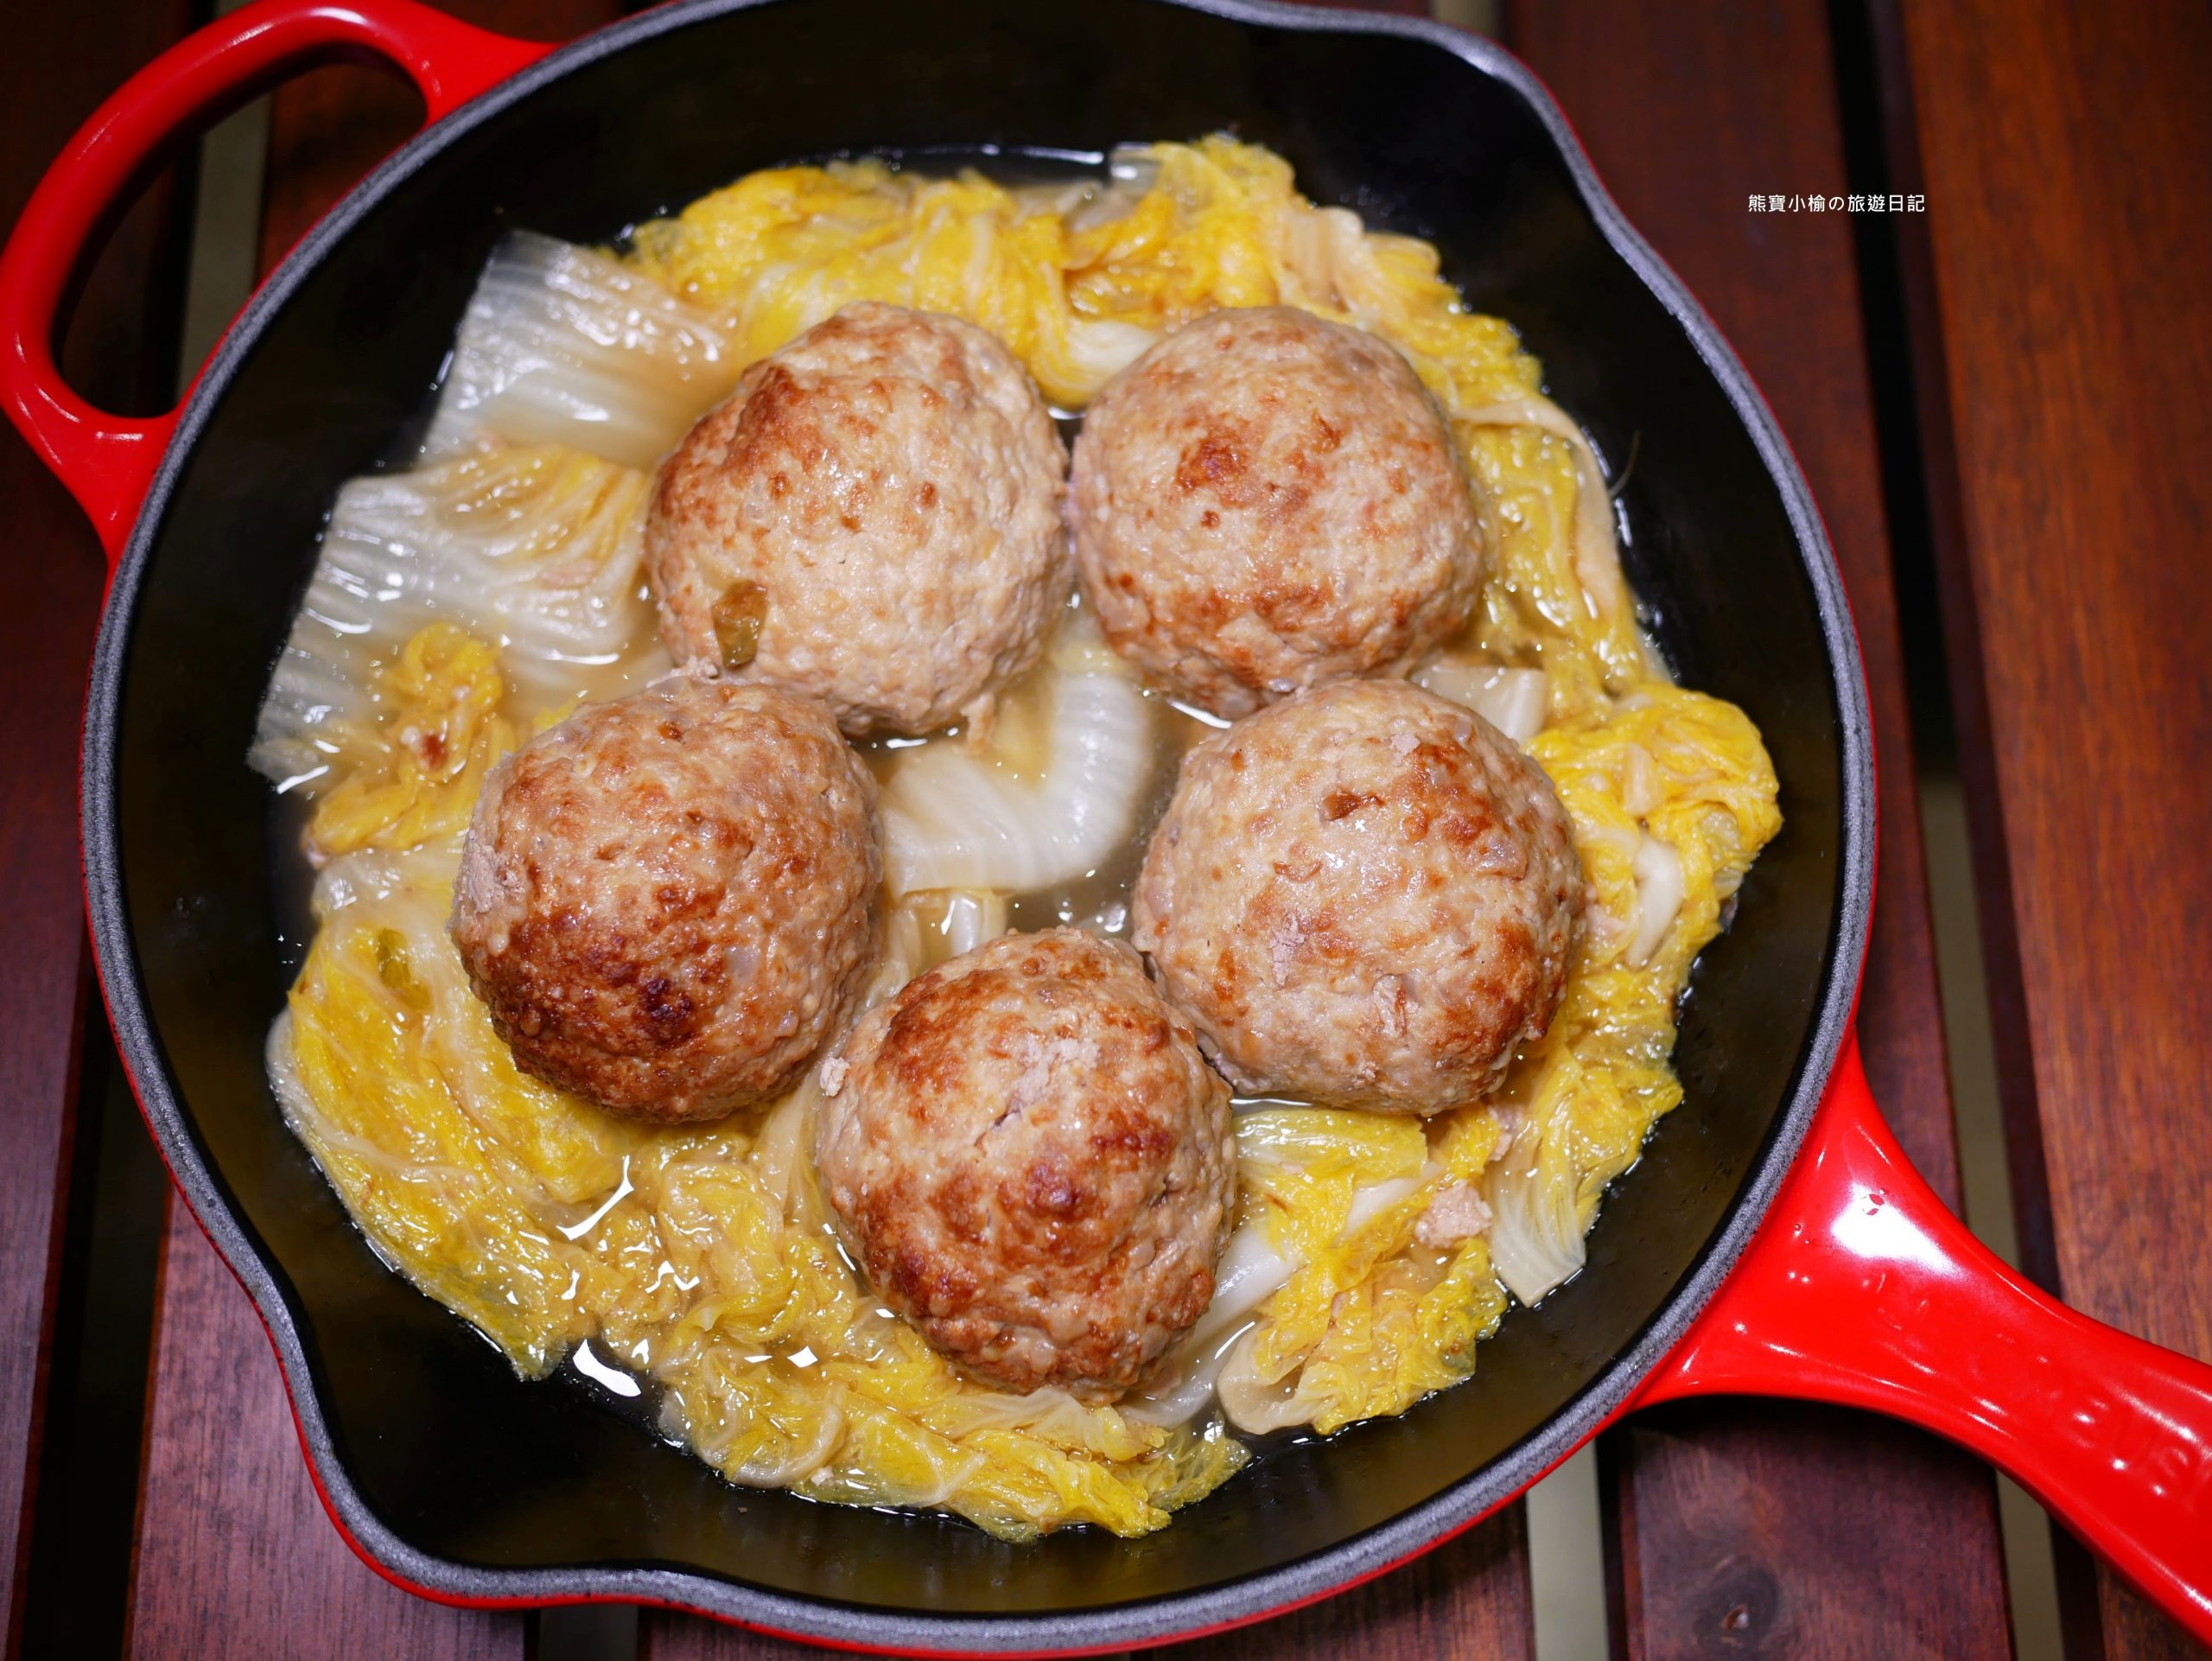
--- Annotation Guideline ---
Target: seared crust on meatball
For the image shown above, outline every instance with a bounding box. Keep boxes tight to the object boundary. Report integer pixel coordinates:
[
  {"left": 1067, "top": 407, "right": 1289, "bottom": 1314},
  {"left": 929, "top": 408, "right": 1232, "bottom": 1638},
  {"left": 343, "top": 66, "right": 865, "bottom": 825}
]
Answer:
[
  {"left": 646, "top": 302, "right": 1070, "bottom": 736},
  {"left": 450, "top": 678, "right": 880, "bottom": 1123},
  {"left": 815, "top": 927, "right": 1233, "bottom": 1398},
  {"left": 1071, "top": 307, "right": 1483, "bottom": 718},
  {"left": 1133, "top": 678, "right": 1580, "bottom": 1113}
]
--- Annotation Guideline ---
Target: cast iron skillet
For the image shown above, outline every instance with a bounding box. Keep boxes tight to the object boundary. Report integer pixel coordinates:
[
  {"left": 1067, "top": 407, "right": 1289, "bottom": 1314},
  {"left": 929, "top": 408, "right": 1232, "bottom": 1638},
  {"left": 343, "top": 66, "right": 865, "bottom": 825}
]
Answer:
[{"left": 4, "top": 0, "right": 2210, "bottom": 1651}]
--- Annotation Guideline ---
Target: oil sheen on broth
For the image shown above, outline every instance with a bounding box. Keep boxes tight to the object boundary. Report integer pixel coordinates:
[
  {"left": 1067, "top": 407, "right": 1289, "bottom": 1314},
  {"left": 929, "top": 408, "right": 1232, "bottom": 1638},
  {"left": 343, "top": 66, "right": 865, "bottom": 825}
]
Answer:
[{"left": 250, "top": 137, "right": 1781, "bottom": 1540}]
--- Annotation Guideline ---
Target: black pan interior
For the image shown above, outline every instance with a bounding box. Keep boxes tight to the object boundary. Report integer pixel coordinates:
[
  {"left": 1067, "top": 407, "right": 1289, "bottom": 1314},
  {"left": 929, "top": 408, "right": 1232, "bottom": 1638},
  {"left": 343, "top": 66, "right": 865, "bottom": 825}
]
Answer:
[{"left": 92, "top": 0, "right": 1854, "bottom": 1629}]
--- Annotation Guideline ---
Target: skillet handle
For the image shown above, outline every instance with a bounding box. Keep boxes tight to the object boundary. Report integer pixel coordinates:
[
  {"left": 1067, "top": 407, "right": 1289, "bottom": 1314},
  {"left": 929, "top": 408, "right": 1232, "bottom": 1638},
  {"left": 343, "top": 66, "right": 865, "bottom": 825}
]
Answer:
[
  {"left": 0, "top": 0, "right": 553, "bottom": 568},
  {"left": 1641, "top": 1034, "right": 2212, "bottom": 1641}
]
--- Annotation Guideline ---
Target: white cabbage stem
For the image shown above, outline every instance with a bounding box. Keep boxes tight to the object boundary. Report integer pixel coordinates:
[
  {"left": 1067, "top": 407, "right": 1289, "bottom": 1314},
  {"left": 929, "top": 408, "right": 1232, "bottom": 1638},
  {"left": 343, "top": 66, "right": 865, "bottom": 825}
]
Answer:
[
  {"left": 1122, "top": 1224, "right": 1295, "bottom": 1427},
  {"left": 936, "top": 889, "right": 1009, "bottom": 958},
  {"left": 1344, "top": 1173, "right": 1426, "bottom": 1234},
  {"left": 1628, "top": 832, "right": 1686, "bottom": 968},
  {"left": 1125, "top": 1168, "right": 1428, "bottom": 1428},
  {"left": 1215, "top": 1324, "right": 1325, "bottom": 1436},
  {"left": 1483, "top": 1113, "right": 1586, "bottom": 1305},
  {"left": 880, "top": 640, "right": 1152, "bottom": 897},
  {"left": 1459, "top": 396, "right": 1635, "bottom": 639},
  {"left": 423, "top": 231, "right": 740, "bottom": 470},
  {"left": 1412, "top": 659, "right": 1549, "bottom": 742},
  {"left": 249, "top": 442, "right": 667, "bottom": 792},
  {"left": 1189, "top": 1225, "right": 1299, "bottom": 1352}
]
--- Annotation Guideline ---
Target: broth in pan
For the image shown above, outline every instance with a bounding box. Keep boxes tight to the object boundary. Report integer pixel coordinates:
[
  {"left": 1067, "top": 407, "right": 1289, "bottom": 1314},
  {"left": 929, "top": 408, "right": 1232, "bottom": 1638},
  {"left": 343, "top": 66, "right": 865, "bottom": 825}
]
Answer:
[{"left": 251, "top": 137, "right": 1779, "bottom": 1539}]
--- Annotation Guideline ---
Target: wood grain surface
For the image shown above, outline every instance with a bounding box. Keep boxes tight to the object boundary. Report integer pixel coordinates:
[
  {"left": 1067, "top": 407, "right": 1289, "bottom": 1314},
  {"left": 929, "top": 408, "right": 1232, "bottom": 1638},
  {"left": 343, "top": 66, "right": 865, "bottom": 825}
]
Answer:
[
  {"left": 71, "top": 0, "right": 2208, "bottom": 1655},
  {"left": 125, "top": 1206, "right": 524, "bottom": 1658},
  {"left": 1876, "top": 3, "right": 2212, "bottom": 1656},
  {"left": 638, "top": 1509, "right": 1529, "bottom": 1661},
  {"left": 0, "top": 4, "right": 198, "bottom": 1656},
  {"left": 1501, "top": 2, "right": 2017, "bottom": 1656}
]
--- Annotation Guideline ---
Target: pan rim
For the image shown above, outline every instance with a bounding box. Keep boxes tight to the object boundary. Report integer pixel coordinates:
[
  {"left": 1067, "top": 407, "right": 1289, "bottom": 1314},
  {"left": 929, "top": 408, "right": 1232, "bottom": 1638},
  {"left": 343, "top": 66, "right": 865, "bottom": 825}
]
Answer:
[{"left": 78, "top": 0, "right": 1876, "bottom": 1649}]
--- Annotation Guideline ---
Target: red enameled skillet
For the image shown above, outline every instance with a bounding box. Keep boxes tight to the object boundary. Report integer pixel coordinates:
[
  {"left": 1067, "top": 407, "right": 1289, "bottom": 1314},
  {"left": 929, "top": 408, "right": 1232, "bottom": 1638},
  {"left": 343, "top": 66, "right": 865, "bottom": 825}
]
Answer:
[{"left": 4, "top": 0, "right": 2209, "bottom": 1651}]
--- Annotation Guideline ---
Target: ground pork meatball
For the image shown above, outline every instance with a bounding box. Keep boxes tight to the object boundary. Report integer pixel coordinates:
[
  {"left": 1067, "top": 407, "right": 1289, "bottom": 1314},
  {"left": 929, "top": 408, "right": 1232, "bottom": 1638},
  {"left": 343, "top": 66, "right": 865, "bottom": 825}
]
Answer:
[
  {"left": 1133, "top": 678, "right": 1580, "bottom": 1113},
  {"left": 450, "top": 677, "right": 880, "bottom": 1123},
  {"left": 815, "top": 927, "right": 1233, "bottom": 1399},
  {"left": 646, "top": 302, "right": 1070, "bottom": 736},
  {"left": 1071, "top": 306, "right": 1484, "bottom": 718}
]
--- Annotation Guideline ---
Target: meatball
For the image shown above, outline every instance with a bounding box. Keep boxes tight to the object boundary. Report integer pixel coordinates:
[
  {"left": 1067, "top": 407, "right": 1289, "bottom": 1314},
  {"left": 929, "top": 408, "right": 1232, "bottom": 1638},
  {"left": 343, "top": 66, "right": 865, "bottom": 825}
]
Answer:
[
  {"left": 646, "top": 302, "right": 1070, "bottom": 736},
  {"left": 1071, "top": 306, "right": 1484, "bottom": 718},
  {"left": 1132, "top": 678, "right": 1581, "bottom": 1113},
  {"left": 815, "top": 927, "right": 1233, "bottom": 1398},
  {"left": 450, "top": 677, "right": 880, "bottom": 1123}
]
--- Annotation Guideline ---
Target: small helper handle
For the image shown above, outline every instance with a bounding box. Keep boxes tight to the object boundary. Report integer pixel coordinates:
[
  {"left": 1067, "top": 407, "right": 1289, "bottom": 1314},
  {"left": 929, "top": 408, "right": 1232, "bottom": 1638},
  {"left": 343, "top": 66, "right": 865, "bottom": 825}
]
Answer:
[
  {"left": 1645, "top": 1035, "right": 2212, "bottom": 1641},
  {"left": 0, "top": 0, "right": 551, "bottom": 566}
]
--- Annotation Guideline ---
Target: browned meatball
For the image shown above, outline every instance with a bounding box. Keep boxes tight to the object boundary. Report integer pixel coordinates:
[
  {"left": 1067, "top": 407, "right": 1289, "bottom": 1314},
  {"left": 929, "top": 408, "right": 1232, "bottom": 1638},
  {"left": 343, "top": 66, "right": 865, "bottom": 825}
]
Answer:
[
  {"left": 1071, "top": 306, "right": 1483, "bottom": 718},
  {"left": 646, "top": 302, "right": 1070, "bottom": 736},
  {"left": 1133, "top": 678, "right": 1580, "bottom": 1113},
  {"left": 450, "top": 677, "right": 880, "bottom": 1123},
  {"left": 814, "top": 927, "right": 1233, "bottom": 1399}
]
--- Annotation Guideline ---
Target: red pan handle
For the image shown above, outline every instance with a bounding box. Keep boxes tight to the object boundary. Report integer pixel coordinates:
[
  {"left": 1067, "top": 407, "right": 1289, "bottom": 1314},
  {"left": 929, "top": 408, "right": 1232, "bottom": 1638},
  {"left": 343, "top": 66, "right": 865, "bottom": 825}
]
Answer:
[
  {"left": 0, "top": 0, "right": 552, "bottom": 568},
  {"left": 1643, "top": 1033, "right": 2212, "bottom": 1641}
]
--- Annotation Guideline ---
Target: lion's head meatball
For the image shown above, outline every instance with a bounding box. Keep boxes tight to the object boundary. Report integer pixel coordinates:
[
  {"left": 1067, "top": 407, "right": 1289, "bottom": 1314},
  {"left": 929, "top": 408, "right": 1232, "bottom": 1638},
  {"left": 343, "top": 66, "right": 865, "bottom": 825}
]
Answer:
[
  {"left": 815, "top": 927, "right": 1233, "bottom": 1399},
  {"left": 1133, "top": 678, "right": 1580, "bottom": 1113},
  {"left": 646, "top": 302, "right": 1070, "bottom": 736},
  {"left": 1071, "top": 306, "right": 1484, "bottom": 718},
  {"left": 450, "top": 677, "right": 880, "bottom": 1123}
]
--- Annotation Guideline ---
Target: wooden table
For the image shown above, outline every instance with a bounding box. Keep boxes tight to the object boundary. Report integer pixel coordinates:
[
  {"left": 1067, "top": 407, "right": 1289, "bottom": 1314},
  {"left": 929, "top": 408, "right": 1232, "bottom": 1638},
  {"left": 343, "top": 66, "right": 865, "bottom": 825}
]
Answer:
[{"left": 3, "top": 2, "right": 2206, "bottom": 1656}]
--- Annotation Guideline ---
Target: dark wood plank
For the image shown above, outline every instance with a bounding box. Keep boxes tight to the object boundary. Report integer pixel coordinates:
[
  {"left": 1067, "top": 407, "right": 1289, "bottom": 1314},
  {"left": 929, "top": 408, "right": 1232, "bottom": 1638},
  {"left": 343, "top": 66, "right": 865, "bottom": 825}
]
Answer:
[
  {"left": 1166, "top": 1508, "right": 1534, "bottom": 1661},
  {"left": 1160, "top": 2, "right": 1537, "bottom": 1647},
  {"left": 1599, "top": 1403, "right": 2015, "bottom": 1661},
  {"left": 1872, "top": 3, "right": 2212, "bottom": 1656},
  {"left": 638, "top": 1611, "right": 813, "bottom": 1658},
  {"left": 0, "top": 2, "right": 200, "bottom": 1654},
  {"left": 1499, "top": 2, "right": 2016, "bottom": 1655},
  {"left": 0, "top": 366, "right": 101, "bottom": 1661},
  {"left": 123, "top": 3, "right": 625, "bottom": 1653},
  {"left": 639, "top": 1508, "right": 1528, "bottom": 1661},
  {"left": 255, "top": 60, "right": 454, "bottom": 274},
  {"left": 126, "top": 1205, "right": 520, "bottom": 1658},
  {"left": 652, "top": 4, "right": 1530, "bottom": 1652},
  {"left": 638, "top": 1608, "right": 1028, "bottom": 1661}
]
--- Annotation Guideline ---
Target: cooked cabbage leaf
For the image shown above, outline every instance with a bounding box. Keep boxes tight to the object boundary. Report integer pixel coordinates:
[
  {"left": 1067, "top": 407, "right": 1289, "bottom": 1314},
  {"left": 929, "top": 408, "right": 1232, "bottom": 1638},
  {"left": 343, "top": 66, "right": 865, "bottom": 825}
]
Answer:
[
  {"left": 251, "top": 440, "right": 667, "bottom": 798},
  {"left": 880, "top": 614, "right": 1154, "bottom": 896},
  {"left": 1478, "top": 684, "right": 1783, "bottom": 1304},
  {"left": 423, "top": 230, "right": 741, "bottom": 470},
  {"left": 259, "top": 138, "right": 1785, "bottom": 1525}
]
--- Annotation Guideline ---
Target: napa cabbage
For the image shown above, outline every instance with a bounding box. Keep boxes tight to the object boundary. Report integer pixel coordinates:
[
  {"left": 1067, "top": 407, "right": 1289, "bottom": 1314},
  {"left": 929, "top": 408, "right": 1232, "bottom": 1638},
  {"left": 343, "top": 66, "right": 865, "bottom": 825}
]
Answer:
[
  {"left": 424, "top": 230, "right": 741, "bottom": 470},
  {"left": 251, "top": 438, "right": 666, "bottom": 799},
  {"left": 1412, "top": 659, "right": 1549, "bottom": 742},
  {"left": 1207, "top": 1106, "right": 1508, "bottom": 1435},
  {"left": 257, "top": 137, "right": 1785, "bottom": 1525},
  {"left": 1479, "top": 684, "right": 1783, "bottom": 1304},
  {"left": 879, "top": 610, "right": 1155, "bottom": 896}
]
